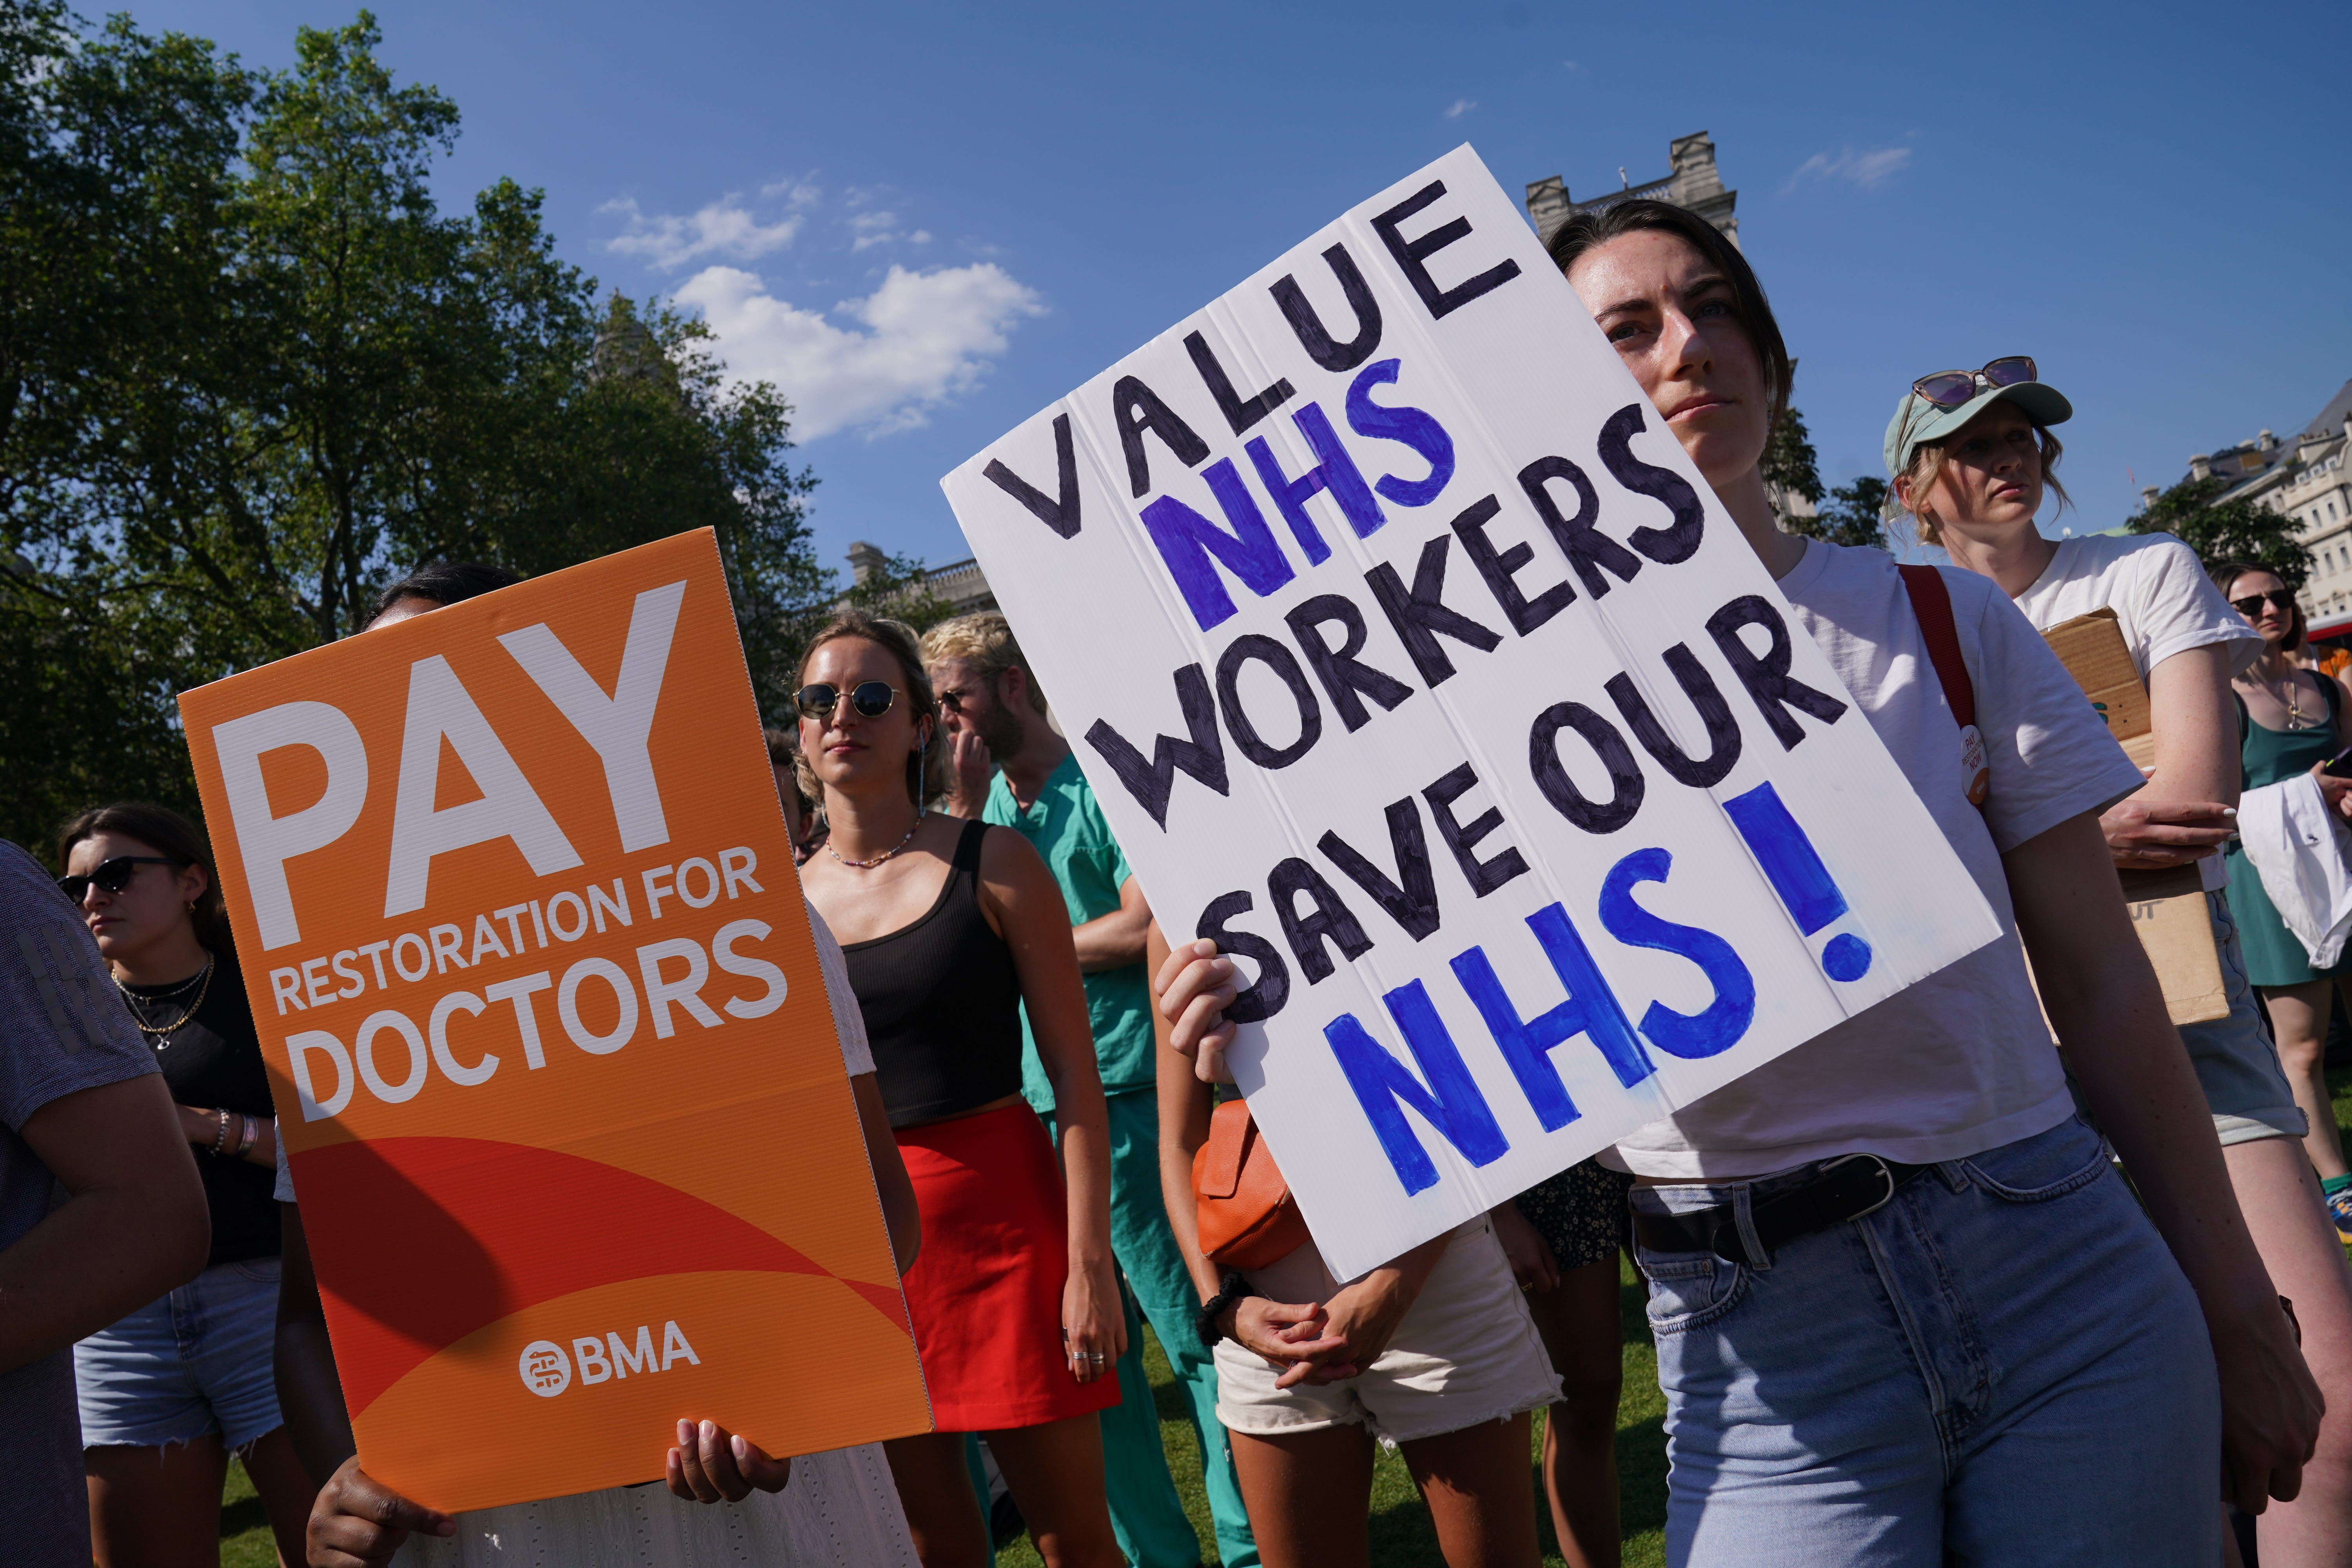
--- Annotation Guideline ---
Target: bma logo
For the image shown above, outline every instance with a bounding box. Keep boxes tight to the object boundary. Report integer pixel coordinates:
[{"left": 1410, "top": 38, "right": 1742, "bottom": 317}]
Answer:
[{"left": 517, "top": 1321, "right": 700, "bottom": 1399}]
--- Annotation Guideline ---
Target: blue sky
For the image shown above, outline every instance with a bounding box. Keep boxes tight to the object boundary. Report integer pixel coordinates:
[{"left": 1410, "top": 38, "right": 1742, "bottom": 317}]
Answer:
[{"left": 142, "top": 0, "right": 2352, "bottom": 578}]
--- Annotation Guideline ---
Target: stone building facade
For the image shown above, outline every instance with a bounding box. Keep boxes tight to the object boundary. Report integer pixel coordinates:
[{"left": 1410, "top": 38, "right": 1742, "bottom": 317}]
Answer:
[
  {"left": 1524, "top": 131, "right": 1740, "bottom": 252},
  {"left": 844, "top": 540, "right": 998, "bottom": 617},
  {"left": 2196, "top": 380, "right": 2352, "bottom": 633}
]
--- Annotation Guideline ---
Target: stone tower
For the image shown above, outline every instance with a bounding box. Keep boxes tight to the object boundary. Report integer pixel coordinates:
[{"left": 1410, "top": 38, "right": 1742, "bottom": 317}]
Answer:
[{"left": 1524, "top": 131, "right": 1740, "bottom": 251}]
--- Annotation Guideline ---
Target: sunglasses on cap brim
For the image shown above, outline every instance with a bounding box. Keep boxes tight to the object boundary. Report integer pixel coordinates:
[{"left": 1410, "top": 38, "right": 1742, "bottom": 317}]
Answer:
[
  {"left": 58, "top": 855, "right": 187, "bottom": 902},
  {"left": 795, "top": 681, "right": 900, "bottom": 720},
  {"left": 1911, "top": 356, "right": 2039, "bottom": 410}
]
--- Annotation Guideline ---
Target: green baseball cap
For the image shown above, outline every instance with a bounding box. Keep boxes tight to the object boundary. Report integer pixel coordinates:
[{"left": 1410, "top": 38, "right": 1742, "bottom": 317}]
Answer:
[{"left": 1883, "top": 377, "right": 2073, "bottom": 477}]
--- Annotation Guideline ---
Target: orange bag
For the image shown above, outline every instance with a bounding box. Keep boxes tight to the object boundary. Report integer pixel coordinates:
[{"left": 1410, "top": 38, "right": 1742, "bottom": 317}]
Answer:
[{"left": 1192, "top": 1100, "right": 1310, "bottom": 1269}]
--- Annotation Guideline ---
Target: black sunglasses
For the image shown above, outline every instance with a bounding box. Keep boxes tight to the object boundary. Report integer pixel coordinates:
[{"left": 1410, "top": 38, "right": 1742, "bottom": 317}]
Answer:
[
  {"left": 58, "top": 855, "right": 186, "bottom": 903},
  {"left": 795, "top": 681, "right": 899, "bottom": 720},
  {"left": 1911, "top": 356, "right": 2038, "bottom": 410},
  {"left": 2232, "top": 590, "right": 2298, "bottom": 619}
]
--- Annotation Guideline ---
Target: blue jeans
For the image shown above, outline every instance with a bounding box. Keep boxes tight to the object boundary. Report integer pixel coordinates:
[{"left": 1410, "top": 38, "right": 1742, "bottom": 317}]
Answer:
[{"left": 1631, "top": 1116, "right": 2221, "bottom": 1566}]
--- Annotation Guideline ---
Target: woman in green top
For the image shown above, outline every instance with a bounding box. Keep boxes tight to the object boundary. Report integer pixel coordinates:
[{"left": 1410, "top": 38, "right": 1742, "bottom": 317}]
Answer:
[{"left": 2216, "top": 561, "right": 2352, "bottom": 1214}]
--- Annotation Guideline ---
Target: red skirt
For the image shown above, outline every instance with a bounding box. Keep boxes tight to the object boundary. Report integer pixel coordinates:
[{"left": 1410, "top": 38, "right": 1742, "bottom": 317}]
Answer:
[{"left": 895, "top": 1101, "right": 1121, "bottom": 1432}]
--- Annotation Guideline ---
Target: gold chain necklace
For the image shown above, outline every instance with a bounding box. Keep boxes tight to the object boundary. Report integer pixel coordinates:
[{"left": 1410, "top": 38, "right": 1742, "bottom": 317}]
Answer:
[
  {"left": 118, "top": 956, "right": 214, "bottom": 1042},
  {"left": 2269, "top": 671, "right": 2312, "bottom": 729}
]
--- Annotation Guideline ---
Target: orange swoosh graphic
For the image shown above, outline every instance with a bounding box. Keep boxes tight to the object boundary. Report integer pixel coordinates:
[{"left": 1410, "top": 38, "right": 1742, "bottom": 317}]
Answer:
[{"left": 299, "top": 1136, "right": 904, "bottom": 1417}]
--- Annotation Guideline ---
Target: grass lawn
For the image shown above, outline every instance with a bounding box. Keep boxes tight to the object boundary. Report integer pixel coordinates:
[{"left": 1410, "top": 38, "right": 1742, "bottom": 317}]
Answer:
[{"left": 219, "top": 1454, "right": 277, "bottom": 1566}]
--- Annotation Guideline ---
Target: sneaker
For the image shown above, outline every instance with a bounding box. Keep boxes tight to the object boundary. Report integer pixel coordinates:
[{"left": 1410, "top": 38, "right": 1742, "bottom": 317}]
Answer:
[{"left": 2328, "top": 1183, "right": 2352, "bottom": 1246}]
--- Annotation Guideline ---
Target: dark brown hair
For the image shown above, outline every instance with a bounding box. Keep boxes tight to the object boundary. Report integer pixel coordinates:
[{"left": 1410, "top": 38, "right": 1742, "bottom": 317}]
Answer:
[
  {"left": 365, "top": 561, "right": 519, "bottom": 626},
  {"left": 2210, "top": 559, "right": 2304, "bottom": 653},
  {"left": 794, "top": 609, "right": 947, "bottom": 806},
  {"left": 58, "top": 801, "right": 234, "bottom": 958},
  {"left": 1545, "top": 198, "right": 1793, "bottom": 432}
]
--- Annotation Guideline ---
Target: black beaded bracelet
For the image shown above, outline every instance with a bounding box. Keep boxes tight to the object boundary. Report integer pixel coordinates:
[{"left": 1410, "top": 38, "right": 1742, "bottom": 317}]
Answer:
[{"left": 1194, "top": 1271, "right": 1258, "bottom": 1350}]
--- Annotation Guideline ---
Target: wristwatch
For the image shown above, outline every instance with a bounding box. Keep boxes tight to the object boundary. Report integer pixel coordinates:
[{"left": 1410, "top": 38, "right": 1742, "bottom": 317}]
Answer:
[{"left": 1193, "top": 1271, "right": 1259, "bottom": 1350}]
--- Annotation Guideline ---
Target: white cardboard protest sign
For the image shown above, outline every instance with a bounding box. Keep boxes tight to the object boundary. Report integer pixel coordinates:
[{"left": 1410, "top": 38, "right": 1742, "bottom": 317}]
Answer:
[{"left": 942, "top": 145, "right": 2001, "bottom": 1278}]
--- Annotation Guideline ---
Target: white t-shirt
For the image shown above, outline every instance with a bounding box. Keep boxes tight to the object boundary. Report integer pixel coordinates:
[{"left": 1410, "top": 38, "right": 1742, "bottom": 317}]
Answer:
[
  {"left": 2010, "top": 531, "right": 2259, "bottom": 891},
  {"left": 2010, "top": 532, "right": 2262, "bottom": 682},
  {"left": 273, "top": 903, "right": 911, "bottom": 1567},
  {"left": 1613, "top": 542, "right": 2149, "bottom": 1180}
]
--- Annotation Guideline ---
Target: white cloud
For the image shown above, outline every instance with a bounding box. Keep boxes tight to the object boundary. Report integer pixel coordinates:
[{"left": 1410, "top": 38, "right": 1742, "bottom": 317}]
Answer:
[
  {"left": 675, "top": 263, "right": 1046, "bottom": 440},
  {"left": 1782, "top": 145, "right": 1912, "bottom": 194},
  {"left": 602, "top": 196, "right": 803, "bottom": 270},
  {"left": 848, "top": 210, "right": 932, "bottom": 251},
  {"left": 1444, "top": 98, "right": 1477, "bottom": 119},
  {"left": 761, "top": 177, "right": 823, "bottom": 205}
]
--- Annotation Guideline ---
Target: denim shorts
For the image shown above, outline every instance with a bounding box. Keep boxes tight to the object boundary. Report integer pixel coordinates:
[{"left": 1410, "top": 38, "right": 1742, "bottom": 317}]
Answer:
[
  {"left": 74, "top": 1256, "right": 286, "bottom": 1450},
  {"left": 2182, "top": 890, "right": 2309, "bottom": 1145},
  {"left": 1631, "top": 1115, "right": 2221, "bottom": 1566}
]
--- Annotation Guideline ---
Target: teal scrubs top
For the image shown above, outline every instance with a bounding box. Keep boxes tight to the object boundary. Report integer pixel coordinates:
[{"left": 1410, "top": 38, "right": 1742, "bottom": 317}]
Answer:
[{"left": 984, "top": 751, "right": 1156, "bottom": 1109}]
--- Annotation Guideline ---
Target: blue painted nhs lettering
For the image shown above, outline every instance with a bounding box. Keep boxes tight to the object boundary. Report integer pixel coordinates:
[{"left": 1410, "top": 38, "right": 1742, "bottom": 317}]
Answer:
[
  {"left": 1138, "top": 360, "right": 1459, "bottom": 632},
  {"left": 1326, "top": 822, "right": 1829, "bottom": 1196}
]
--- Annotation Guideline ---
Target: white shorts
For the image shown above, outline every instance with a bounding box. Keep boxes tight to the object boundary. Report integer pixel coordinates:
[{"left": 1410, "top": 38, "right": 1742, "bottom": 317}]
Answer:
[{"left": 1212, "top": 1216, "right": 1559, "bottom": 1447}]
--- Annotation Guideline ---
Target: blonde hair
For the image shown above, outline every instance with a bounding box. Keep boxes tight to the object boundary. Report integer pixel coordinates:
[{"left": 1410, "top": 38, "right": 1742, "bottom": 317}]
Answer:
[
  {"left": 1896, "top": 423, "right": 2071, "bottom": 546},
  {"left": 920, "top": 612, "right": 1049, "bottom": 716},
  {"left": 795, "top": 610, "right": 949, "bottom": 806}
]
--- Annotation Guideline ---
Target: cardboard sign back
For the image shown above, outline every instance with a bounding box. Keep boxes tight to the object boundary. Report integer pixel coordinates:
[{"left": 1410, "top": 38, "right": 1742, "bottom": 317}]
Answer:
[
  {"left": 2043, "top": 609, "right": 2156, "bottom": 769},
  {"left": 2118, "top": 865, "right": 2230, "bottom": 1024},
  {"left": 2040, "top": 608, "right": 2227, "bottom": 1025},
  {"left": 179, "top": 530, "right": 931, "bottom": 1512}
]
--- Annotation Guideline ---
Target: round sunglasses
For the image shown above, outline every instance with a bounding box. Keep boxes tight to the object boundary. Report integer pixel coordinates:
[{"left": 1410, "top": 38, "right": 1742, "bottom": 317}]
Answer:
[
  {"left": 1912, "top": 356, "right": 2038, "bottom": 410},
  {"left": 795, "top": 681, "right": 900, "bottom": 720},
  {"left": 2231, "top": 590, "right": 2298, "bottom": 619},
  {"left": 58, "top": 855, "right": 187, "bottom": 903}
]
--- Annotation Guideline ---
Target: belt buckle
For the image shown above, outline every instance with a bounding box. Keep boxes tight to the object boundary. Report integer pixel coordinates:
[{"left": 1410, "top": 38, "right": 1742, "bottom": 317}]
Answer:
[{"left": 1816, "top": 1153, "right": 1898, "bottom": 1220}]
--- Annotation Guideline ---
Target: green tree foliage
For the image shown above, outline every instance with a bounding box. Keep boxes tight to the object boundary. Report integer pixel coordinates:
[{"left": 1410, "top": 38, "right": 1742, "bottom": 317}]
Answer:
[
  {"left": 1761, "top": 403, "right": 1890, "bottom": 550},
  {"left": 1761, "top": 406, "right": 1823, "bottom": 529},
  {"left": 2128, "top": 475, "right": 2310, "bottom": 589},
  {"left": 0, "top": 9, "right": 832, "bottom": 852},
  {"left": 1790, "top": 476, "right": 1891, "bottom": 551}
]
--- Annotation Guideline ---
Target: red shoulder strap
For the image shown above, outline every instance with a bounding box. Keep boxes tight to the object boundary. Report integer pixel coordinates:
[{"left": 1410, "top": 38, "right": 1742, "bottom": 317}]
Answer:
[{"left": 1899, "top": 564, "right": 1975, "bottom": 728}]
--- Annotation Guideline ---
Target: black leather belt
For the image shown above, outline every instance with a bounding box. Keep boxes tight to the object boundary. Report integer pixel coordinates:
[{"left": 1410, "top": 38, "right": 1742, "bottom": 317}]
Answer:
[{"left": 1631, "top": 1154, "right": 1926, "bottom": 1268}]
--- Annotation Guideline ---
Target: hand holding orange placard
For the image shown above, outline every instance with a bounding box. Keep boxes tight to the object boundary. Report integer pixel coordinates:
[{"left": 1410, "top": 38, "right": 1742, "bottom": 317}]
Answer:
[{"left": 180, "top": 529, "right": 931, "bottom": 1513}]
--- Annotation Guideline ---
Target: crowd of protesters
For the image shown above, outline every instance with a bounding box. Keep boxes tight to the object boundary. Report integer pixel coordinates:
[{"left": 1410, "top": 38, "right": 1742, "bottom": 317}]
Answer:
[{"left": 5, "top": 194, "right": 2352, "bottom": 1568}]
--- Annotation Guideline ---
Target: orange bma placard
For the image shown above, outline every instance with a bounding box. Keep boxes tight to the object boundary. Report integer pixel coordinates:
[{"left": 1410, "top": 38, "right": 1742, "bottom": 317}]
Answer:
[{"left": 178, "top": 529, "right": 931, "bottom": 1513}]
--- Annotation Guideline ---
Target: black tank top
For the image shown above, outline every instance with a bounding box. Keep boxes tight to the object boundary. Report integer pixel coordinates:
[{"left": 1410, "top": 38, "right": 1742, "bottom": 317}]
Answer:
[{"left": 842, "top": 818, "right": 1027, "bottom": 1127}]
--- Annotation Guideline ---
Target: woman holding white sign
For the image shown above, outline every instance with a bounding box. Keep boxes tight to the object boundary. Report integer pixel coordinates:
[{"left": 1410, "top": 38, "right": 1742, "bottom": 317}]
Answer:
[
  {"left": 1909, "top": 375, "right": 2352, "bottom": 1561},
  {"left": 793, "top": 608, "right": 1126, "bottom": 1568},
  {"left": 1161, "top": 195, "right": 2320, "bottom": 1566}
]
